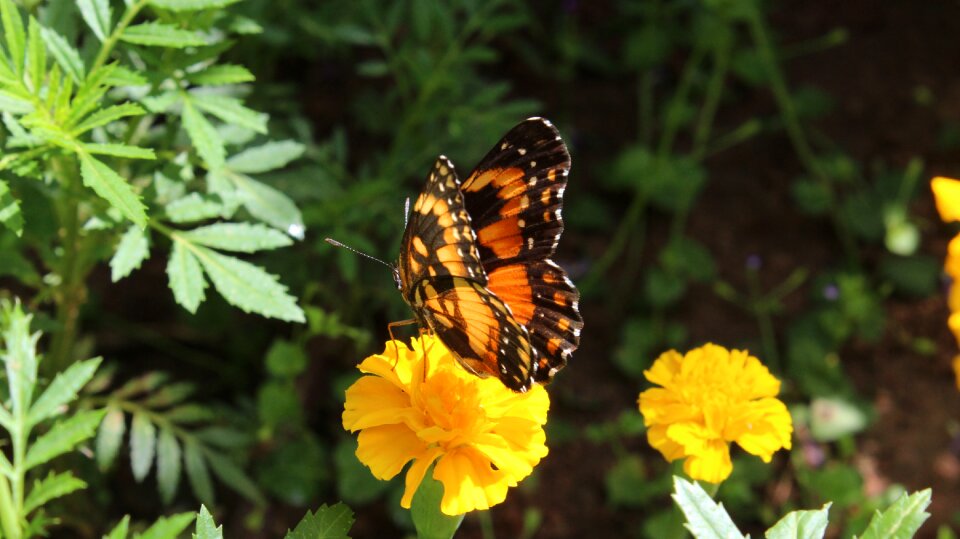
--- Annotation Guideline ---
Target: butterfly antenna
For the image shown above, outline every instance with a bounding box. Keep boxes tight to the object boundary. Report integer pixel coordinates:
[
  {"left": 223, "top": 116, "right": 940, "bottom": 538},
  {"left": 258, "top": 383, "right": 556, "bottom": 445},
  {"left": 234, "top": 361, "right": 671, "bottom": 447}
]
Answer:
[{"left": 324, "top": 238, "right": 394, "bottom": 270}]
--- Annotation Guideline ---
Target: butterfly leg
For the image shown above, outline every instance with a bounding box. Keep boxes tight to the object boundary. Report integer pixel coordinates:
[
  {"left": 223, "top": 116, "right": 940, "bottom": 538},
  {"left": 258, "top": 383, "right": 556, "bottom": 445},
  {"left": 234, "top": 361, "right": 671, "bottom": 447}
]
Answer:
[{"left": 387, "top": 319, "right": 418, "bottom": 369}]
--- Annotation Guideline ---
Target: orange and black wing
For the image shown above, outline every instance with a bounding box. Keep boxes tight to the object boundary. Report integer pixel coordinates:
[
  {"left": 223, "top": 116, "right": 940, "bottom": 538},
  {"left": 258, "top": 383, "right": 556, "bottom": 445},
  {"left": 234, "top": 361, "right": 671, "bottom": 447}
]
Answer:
[
  {"left": 398, "top": 156, "right": 538, "bottom": 391},
  {"left": 460, "top": 118, "right": 583, "bottom": 383},
  {"left": 412, "top": 277, "right": 536, "bottom": 391}
]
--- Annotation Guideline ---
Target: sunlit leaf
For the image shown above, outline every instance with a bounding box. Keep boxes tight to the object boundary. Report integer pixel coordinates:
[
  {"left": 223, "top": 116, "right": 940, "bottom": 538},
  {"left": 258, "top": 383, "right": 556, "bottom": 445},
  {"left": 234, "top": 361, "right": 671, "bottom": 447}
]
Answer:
[
  {"left": 130, "top": 411, "right": 157, "bottom": 482},
  {"left": 183, "top": 222, "right": 292, "bottom": 253},
  {"left": 72, "top": 103, "right": 145, "bottom": 135},
  {"left": 182, "top": 99, "right": 225, "bottom": 169},
  {"left": 184, "top": 441, "right": 214, "bottom": 505},
  {"left": 23, "top": 471, "right": 86, "bottom": 514},
  {"left": 120, "top": 22, "right": 206, "bottom": 47},
  {"left": 165, "top": 193, "right": 225, "bottom": 223},
  {"left": 149, "top": 0, "right": 241, "bottom": 11},
  {"left": 103, "top": 516, "right": 130, "bottom": 539},
  {"left": 28, "top": 357, "right": 102, "bottom": 426},
  {"left": 226, "top": 140, "right": 304, "bottom": 174},
  {"left": 1, "top": 0, "right": 26, "bottom": 73},
  {"left": 187, "top": 64, "right": 254, "bottom": 85},
  {"left": 110, "top": 225, "right": 151, "bottom": 282},
  {"left": 137, "top": 512, "right": 195, "bottom": 539},
  {"left": 764, "top": 504, "right": 830, "bottom": 539},
  {"left": 157, "top": 427, "right": 182, "bottom": 505},
  {"left": 78, "top": 152, "right": 147, "bottom": 228},
  {"left": 672, "top": 477, "right": 745, "bottom": 539},
  {"left": 24, "top": 409, "right": 107, "bottom": 469},
  {"left": 76, "top": 0, "right": 111, "bottom": 42},
  {"left": 0, "top": 179, "right": 23, "bottom": 236},
  {"left": 285, "top": 504, "right": 354, "bottom": 539},
  {"left": 39, "top": 26, "right": 84, "bottom": 82},
  {"left": 193, "top": 505, "right": 222, "bottom": 539},
  {"left": 859, "top": 489, "right": 931, "bottom": 539},
  {"left": 191, "top": 93, "right": 266, "bottom": 133},
  {"left": 96, "top": 407, "right": 125, "bottom": 470},
  {"left": 230, "top": 173, "right": 303, "bottom": 237}
]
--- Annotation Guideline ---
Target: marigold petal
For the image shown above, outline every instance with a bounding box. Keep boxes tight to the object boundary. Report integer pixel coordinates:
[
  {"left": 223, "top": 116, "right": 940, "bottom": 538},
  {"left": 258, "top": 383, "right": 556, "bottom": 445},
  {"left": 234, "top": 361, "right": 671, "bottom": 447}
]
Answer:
[
  {"left": 683, "top": 439, "right": 732, "bottom": 484},
  {"left": 639, "top": 390, "right": 699, "bottom": 426},
  {"left": 342, "top": 376, "right": 416, "bottom": 431},
  {"left": 666, "top": 421, "right": 717, "bottom": 456},
  {"left": 399, "top": 446, "right": 444, "bottom": 509},
  {"left": 647, "top": 424, "right": 685, "bottom": 461},
  {"left": 950, "top": 283, "right": 960, "bottom": 313},
  {"left": 949, "top": 313, "right": 960, "bottom": 348},
  {"left": 932, "top": 177, "right": 960, "bottom": 222},
  {"left": 947, "top": 236, "right": 960, "bottom": 278},
  {"left": 644, "top": 349, "right": 683, "bottom": 387},
  {"left": 729, "top": 400, "right": 793, "bottom": 459},
  {"left": 434, "top": 448, "right": 510, "bottom": 515},
  {"left": 356, "top": 424, "right": 428, "bottom": 480}
]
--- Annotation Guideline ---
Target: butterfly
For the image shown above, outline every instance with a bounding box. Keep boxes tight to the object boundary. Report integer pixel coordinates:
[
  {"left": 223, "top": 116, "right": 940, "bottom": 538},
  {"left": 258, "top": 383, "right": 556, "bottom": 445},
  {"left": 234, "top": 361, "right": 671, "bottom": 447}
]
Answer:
[{"left": 394, "top": 117, "right": 583, "bottom": 392}]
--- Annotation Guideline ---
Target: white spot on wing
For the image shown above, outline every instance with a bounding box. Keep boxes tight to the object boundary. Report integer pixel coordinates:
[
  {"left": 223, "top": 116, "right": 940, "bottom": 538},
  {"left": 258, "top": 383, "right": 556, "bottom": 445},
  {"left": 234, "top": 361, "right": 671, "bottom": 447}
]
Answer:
[
  {"left": 518, "top": 148, "right": 527, "bottom": 156},
  {"left": 527, "top": 236, "right": 534, "bottom": 249}
]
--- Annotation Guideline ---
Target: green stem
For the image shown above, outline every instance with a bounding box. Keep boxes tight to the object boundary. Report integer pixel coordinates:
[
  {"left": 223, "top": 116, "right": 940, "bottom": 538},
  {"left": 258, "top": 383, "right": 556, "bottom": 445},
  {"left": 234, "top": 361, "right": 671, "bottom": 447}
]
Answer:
[
  {"left": 90, "top": 0, "right": 150, "bottom": 73},
  {"left": 580, "top": 191, "right": 647, "bottom": 295},
  {"left": 478, "top": 510, "right": 495, "bottom": 539},
  {"left": 747, "top": 268, "right": 780, "bottom": 373},
  {"left": 745, "top": 6, "right": 859, "bottom": 268},
  {"left": 692, "top": 43, "right": 731, "bottom": 160},
  {"left": 0, "top": 472, "right": 19, "bottom": 539},
  {"left": 657, "top": 47, "right": 705, "bottom": 158}
]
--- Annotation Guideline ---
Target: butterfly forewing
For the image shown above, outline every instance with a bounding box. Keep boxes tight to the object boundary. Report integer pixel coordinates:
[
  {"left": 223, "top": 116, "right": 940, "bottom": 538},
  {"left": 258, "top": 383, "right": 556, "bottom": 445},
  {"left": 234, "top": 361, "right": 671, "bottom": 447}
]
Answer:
[
  {"left": 398, "top": 156, "right": 538, "bottom": 391},
  {"left": 460, "top": 118, "right": 583, "bottom": 383}
]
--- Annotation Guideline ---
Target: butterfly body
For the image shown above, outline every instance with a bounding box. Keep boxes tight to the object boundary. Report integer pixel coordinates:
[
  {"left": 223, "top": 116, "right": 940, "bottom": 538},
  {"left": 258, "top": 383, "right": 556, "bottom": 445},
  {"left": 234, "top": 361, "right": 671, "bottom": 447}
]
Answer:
[{"left": 395, "top": 118, "right": 582, "bottom": 392}]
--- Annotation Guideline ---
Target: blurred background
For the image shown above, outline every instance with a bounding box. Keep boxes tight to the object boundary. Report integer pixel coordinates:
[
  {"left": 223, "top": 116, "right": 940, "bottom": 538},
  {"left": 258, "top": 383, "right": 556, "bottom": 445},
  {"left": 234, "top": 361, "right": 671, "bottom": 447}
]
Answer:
[{"left": 8, "top": 0, "right": 960, "bottom": 537}]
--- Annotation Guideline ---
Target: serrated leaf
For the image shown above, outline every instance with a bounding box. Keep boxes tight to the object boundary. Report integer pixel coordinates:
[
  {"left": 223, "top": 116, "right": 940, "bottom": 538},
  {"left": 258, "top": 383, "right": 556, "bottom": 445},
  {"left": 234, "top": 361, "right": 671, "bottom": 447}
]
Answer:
[
  {"left": 187, "top": 64, "right": 253, "bottom": 85},
  {"left": 26, "top": 17, "right": 46, "bottom": 93},
  {"left": 120, "top": 22, "right": 206, "bottom": 48},
  {"left": 106, "top": 65, "right": 148, "bottom": 86},
  {"left": 226, "top": 140, "right": 304, "bottom": 174},
  {"left": 672, "top": 477, "right": 745, "bottom": 539},
  {"left": 167, "top": 241, "right": 207, "bottom": 313},
  {"left": 2, "top": 303, "right": 38, "bottom": 416},
  {"left": 110, "top": 225, "right": 150, "bottom": 282},
  {"left": 193, "top": 505, "right": 222, "bottom": 539},
  {"left": 141, "top": 90, "right": 179, "bottom": 113},
  {"left": 76, "top": 0, "right": 111, "bottom": 42},
  {"left": 206, "top": 451, "right": 264, "bottom": 504},
  {"left": 23, "top": 409, "right": 107, "bottom": 469},
  {"left": 184, "top": 441, "right": 214, "bottom": 504},
  {"left": 164, "top": 404, "right": 215, "bottom": 424},
  {"left": 150, "top": 0, "right": 241, "bottom": 10},
  {"left": 28, "top": 357, "right": 102, "bottom": 426},
  {"left": 104, "top": 515, "right": 130, "bottom": 539},
  {"left": 0, "top": 90, "right": 34, "bottom": 113},
  {"left": 191, "top": 93, "right": 266, "bottom": 133},
  {"left": 230, "top": 174, "right": 303, "bottom": 237},
  {"left": 135, "top": 511, "right": 195, "bottom": 539},
  {"left": 859, "top": 489, "right": 931, "bottom": 539},
  {"left": 83, "top": 143, "right": 156, "bottom": 160},
  {"left": 130, "top": 412, "right": 156, "bottom": 482},
  {"left": 96, "top": 407, "right": 125, "bottom": 470},
  {"left": 78, "top": 152, "right": 147, "bottom": 228},
  {"left": 23, "top": 471, "right": 86, "bottom": 514},
  {"left": 183, "top": 223, "right": 292, "bottom": 253},
  {"left": 165, "top": 193, "right": 224, "bottom": 223},
  {"left": 72, "top": 103, "right": 145, "bottom": 135},
  {"left": 156, "top": 427, "right": 181, "bottom": 505},
  {"left": 765, "top": 504, "right": 831, "bottom": 539},
  {"left": 285, "top": 504, "right": 354, "bottom": 539},
  {"left": 182, "top": 99, "right": 225, "bottom": 169},
  {"left": 40, "top": 26, "right": 84, "bottom": 82},
  {"left": 1, "top": 0, "right": 26, "bottom": 74},
  {"left": 0, "top": 178, "right": 23, "bottom": 236},
  {"left": 194, "top": 245, "right": 304, "bottom": 322}
]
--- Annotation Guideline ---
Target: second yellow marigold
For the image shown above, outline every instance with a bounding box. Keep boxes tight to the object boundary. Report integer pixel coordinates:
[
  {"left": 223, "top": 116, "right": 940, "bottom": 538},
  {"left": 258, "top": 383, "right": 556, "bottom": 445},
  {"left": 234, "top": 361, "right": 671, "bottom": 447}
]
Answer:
[{"left": 638, "top": 343, "right": 793, "bottom": 484}]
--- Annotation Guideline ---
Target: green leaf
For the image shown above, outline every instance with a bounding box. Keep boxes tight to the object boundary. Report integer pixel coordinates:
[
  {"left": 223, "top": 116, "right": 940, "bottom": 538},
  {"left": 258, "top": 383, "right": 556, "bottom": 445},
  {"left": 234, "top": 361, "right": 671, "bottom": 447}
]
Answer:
[
  {"left": 1, "top": 0, "right": 26, "bottom": 74},
  {"left": 72, "top": 103, "right": 145, "bottom": 135},
  {"left": 104, "top": 516, "right": 130, "bottom": 539},
  {"left": 184, "top": 441, "right": 214, "bottom": 504},
  {"left": 194, "top": 245, "right": 304, "bottom": 322},
  {"left": 26, "top": 17, "right": 45, "bottom": 93},
  {"left": 207, "top": 452, "right": 264, "bottom": 504},
  {"left": 167, "top": 241, "right": 207, "bottom": 313},
  {"left": 411, "top": 472, "right": 464, "bottom": 539},
  {"left": 2, "top": 302, "right": 38, "bottom": 417},
  {"left": 672, "top": 477, "right": 745, "bottom": 539},
  {"left": 859, "top": 489, "right": 931, "bottom": 539},
  {"left": 285, "top": 504, "right": 354, "bottom": 539},
  {"left": 24, "top": 408, "right": 107, "bottom": 469},
  {"left": 191, "top": 93, "right": 266, "bottom": 133},
  {"left": 96, "top": 407, "right": 126, "bottom": 470},
  {"left": 183, "top": 222, "right": 292, "bottom": 253},
  {"left": 193, "top": 505, "right": 222, "bottom": 539},
  {"left": 230, "top": 174, "right": 303, "bottom": 238},
  {"left": 0, "top": 179, "right": 23, "bottom": 236},
  {"left": 135, "top": 511, "right": 195, "bottom": 539},
  {"left": 165, "top": 193, "right": 224, "bottom": 223},
  {"left": 765, "top": 504, "right": 831, "bottom": 539},
  {"left": 83, "top": 142, "right": 156, "bottom": 160},
  {"left": 157, "top": 427, "right": 181, "bottom": 505},
  {"left": 226, "top": 140, "right": 304, "bottom": 174},
  {"left": 187, "top": 64, "right": 254, "bottom": 86},
  {"left": 120, "top": 22, "right": 206, "bottom": 48},
  {"left": 106, "top": 66, "right": 148, "bottom": 86},
  {"left": 40, "top": 26, "right": 84, "bottom": 82},
  {"left": 150, "top": 0, "right": 241, "bottom": 11},
  {"left": 78, "top": 152, "right": 147, "bottom": 228},
  {"left": 110, "top": 225, "right": 151, "bottom": 282},
  {"left": 76, "top": 0, "right": 111, "bottom": 42},
  {"left": 182, "top": 99, "right": 225, "bottom": 169},
  {"left": 23, "top": 471, "right": 86, "bottom": 514},
  {"left": 28, "top": 357, "right": 102, "bottom": 426},
  {"left": 0, "top": 90, "right": 34, "bottom": 113},
  {"left": 130, "top": 411, "right": 157, "bottom": 482}
]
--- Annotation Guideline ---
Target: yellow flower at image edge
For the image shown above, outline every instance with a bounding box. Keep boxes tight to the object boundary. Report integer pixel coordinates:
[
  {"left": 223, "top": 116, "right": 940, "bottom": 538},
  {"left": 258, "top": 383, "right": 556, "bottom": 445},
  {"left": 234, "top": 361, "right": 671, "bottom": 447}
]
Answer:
[
  {"left": 638, "top": 344, "right": 793, "bottom": 484},
  {"left": 342, "top": 334, "right": 549, "bottom": 515}
]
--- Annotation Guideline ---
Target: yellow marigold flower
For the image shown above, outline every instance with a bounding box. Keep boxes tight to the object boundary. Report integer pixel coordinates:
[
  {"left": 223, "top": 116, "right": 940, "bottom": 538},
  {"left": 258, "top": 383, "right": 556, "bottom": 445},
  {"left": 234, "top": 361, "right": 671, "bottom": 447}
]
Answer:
[
  {"left": 932, "top": 176, "right": 960, "bottom": 223},
  {"left": 953, "top": 356, "right": 960, "bottom": 391},
  {"left": 638, "top": 343, "right": 793, "bottom": 484},
  {"left": 342, "top": 334, "right": 550, "bottom": 515}
]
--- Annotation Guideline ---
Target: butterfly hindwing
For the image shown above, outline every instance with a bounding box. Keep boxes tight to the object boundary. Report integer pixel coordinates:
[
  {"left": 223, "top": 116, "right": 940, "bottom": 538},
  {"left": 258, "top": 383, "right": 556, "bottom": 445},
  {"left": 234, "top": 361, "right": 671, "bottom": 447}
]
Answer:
[{"left": 460, "top": 118, "right": 583, "bottom": 383}]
